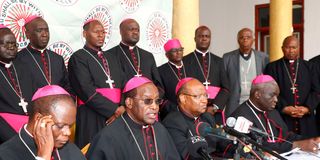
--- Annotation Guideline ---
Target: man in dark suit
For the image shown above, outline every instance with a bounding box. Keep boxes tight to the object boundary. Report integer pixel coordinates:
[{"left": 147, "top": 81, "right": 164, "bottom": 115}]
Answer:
[{"left": 223, "top": 28, "right": 269, "bottom": 117}]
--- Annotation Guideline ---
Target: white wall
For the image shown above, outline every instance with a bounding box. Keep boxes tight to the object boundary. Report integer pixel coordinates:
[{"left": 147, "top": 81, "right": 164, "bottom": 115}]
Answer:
[{"left": 200, "top": 0, "right": 320, "bottom": 60}]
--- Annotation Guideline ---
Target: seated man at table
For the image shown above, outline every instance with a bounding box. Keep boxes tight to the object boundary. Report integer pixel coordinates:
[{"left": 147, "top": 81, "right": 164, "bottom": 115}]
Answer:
[
  {"left": 230, "top": 74, "right": 320, "bottom": 154},
  {"left": 86, "top": 76, "right": 180, "bottom": 160},
  {"left": 0, "top": 85, "right": 86, "bottom": 160}
]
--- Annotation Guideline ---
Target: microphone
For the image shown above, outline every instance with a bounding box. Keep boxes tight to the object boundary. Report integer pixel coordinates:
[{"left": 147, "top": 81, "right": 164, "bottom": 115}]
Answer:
[
  {"left": 187, "top": 135, "right": 213, "bottom": 160},
  {"left": 227, "top": 117, "right": 269, "bottom": 137},
  {"left": 196, "top": 122, "right": 235, "bottom": 141}
]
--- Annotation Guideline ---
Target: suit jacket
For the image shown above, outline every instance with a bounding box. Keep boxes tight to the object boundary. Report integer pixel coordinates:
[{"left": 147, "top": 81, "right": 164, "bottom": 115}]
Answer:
[{"left": 223, "top": 49, "right": 268, "bottom": 117}]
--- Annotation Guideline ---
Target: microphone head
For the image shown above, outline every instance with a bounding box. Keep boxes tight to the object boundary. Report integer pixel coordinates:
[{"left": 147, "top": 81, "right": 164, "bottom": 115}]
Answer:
[
  {"left": 196, "top": 122, "right": 211, "bottom": 137},
  {"left": 226, "top": 117, "right": 236, "bottom": 127},
  {"left": 187, "top": 135, "right": 208, "bottom": 158}
]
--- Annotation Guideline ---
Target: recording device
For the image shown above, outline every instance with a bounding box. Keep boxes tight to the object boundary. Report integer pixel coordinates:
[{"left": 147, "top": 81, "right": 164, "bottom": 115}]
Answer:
[
  {"left": 187, "top": 135, "right": 213, "bottom": 160},
  {"left": 227, "top": 117, "right": 269, "bottom": 137},
  {"left": 196, "top": 122, "right": 236, "bottom": 141}
]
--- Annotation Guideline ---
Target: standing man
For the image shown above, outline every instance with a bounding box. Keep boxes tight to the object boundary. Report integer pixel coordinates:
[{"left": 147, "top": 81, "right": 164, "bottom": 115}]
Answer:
[
  {"left": 86, "top": 77, "right": 180, "bottom": 160},
  {"left": 183, "top": 26, "right": 229, "bottom": 123},
  {"left": 16, "top": 16, "right": 70, "bottom": 92},
  {"left": 0, "top": 85, "right": 86, "bottom": 160},
  {"left": 0, "top": 25, "right": 34, "bottom": 143},
  {"left": 162, "top": 78, "right": 218, "bottom": 159},
  {"left": 107, "top": 18, "right": 163, "bottom": 90},
  {"left": 68, "top": 19, "right": 126, "bottom": 148},
  {"left": 223, "top": 28, "right": 269, "bottom": 117},
  {"left": 158, "top": 39, "right": 186, "bottom": 119},
  {"left": 231, "top": 75, "right": 320, "bottom": 154},
  {"left": 264, "top": 36, "right": 319, "bottom": 138}
]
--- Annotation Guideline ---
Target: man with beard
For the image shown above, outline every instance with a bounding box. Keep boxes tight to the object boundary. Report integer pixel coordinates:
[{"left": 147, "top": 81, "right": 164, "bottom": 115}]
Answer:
[{"left": 68, "top": 19, "right": 126, "bottom": 148}]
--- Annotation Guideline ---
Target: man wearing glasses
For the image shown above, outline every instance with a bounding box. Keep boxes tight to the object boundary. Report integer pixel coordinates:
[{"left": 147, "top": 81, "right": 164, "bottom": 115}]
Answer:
[
  {"left": 162, "top": 78, "right": 219, "bottom": 159},
  {"left": 0, "top": 25, "right": 34, "bottom": 143},
  {"left": 158, "top": 39, "right": 186, "bottom": 120},
  {"left": 87, "top": 76, "right": 180, "bottom": 160},
  {"left": 0, "top": 85, "right": 86, "bottom": 160}
]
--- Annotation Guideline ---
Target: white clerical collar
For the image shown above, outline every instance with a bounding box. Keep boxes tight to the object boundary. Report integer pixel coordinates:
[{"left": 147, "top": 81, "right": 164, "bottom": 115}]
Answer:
[
  {"left": 248, "top": 99, "right": 265, "bottom": 113},
  {"left": 289, "top": 60, "right": 295, "bottom": 63},
  {"left": 121, "top": 41, "right": 136, "bottom": 49},
  {"left": 168, "top": 61, "right": 183, "bottom": 69},
  {"left": 195, "top": 49, "right": 209, "bottom": 56},
  {"left": 30, "top": 45, "right": 45, "bottom": 53},
  {"left": 0, "top": 60, "right": 12, "bottom": 68}
]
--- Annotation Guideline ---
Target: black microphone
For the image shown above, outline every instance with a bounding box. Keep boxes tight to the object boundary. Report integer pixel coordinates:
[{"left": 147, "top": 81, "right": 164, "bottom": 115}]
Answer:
[
  {"left": 196, "top": 122, "right": 235, "bottom": 140},
  {"left": 187, "top": 135, "right": 213, "bottom": 160},
  {"left": 226, "top": 117, "right": 269, "bottom": 137}
]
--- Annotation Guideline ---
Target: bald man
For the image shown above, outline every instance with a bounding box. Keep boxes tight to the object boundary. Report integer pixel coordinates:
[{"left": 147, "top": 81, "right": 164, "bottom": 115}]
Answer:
[
  {"left": 0, "top": 85, "right": 85, "bottom": 160},
  {"left": 265, "top": 35, "right": 319, "bottom": 138}
]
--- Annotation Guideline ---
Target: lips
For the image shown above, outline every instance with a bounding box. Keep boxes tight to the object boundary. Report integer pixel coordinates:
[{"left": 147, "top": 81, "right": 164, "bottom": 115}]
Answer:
[{"left": 147, "top": 113, "right": 157, "bottom": 119}]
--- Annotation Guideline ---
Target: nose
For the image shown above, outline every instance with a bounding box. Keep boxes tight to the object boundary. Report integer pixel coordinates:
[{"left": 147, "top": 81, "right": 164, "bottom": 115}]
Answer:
[{"left": 62, "top": 127, "right": 71, "bottom": 136}]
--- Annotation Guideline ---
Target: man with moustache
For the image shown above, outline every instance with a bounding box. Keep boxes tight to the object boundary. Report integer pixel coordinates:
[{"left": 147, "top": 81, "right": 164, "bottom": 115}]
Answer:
[
  {"left": 264, "top": 36, "right": 319, "bottom": 138},
  {"left": 223, "top": 28, "right": 269, "bottom": 117},
  {"left": 68, "top": 19, "right": 126, "bottom": 148},
  {"left": 86, "top": 77, "right": 180, "bottom": 160},
  {"left": 0, "top": 85, "right": 86, "bottom": 160},
  {"left": 107, "top": 18, "right": 163, "bottom": 90},
  {"left": 0, "top": 25, "right": 34, "bottom": 143},
  {"left": 16, "top": 16, "right": 70, "bottom": 92}
]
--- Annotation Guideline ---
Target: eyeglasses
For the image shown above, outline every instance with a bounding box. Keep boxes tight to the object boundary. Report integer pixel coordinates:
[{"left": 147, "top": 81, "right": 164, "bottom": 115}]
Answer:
[
  {"left": 0, "top": 42, "right": 19, "bottom": 49},
  {"left": 132, "top": 97, "right": 163, "bottom": 105},
  {"left": 182, "top": 93, "right": 208, "bottom": 100},
  {"left": 169, "top": 47, "right": 184, "bottom": 53}
]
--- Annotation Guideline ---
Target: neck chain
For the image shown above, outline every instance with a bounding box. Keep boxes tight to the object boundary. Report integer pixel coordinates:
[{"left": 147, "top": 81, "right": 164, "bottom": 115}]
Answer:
[
  {"left": 18, "top": 125, "right": 61, "bottom": 160},
  {"left": 246, "top": 100, "right": 275, "bottom": 142},
  {"left": 193, "top": 51, "right": 211, "bottom": 88},
  {"left": 0, "top": 63, "right": 28, "bottom": 114},
  {"left": 282, "top": 59, "right": 299, "bottom": 94},
  {"left": 82, "top": 48, "right": 114, "bottom": 88},
  {"left": 121, "top": 115, "right": 159, "bottom": 160},
  {"left": 240, "top": 55, "right": 253, "bottom": 90},
  {"left": 167, "top": 61, "right": 186, "bottom": 81},
  {"left": 119, "top": 45, "right": 142, "bottom": 77},
  {"left": 26, "top": 48, "right": 51, "bottom": 85}
]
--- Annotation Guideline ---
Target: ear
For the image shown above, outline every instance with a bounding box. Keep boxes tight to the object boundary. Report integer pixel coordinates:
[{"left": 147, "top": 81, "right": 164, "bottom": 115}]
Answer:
[
  {"left": 125, "top": 97, "right": 133, "bottom": 109},
  {"left": 178, "top": 94, "right": 185, "bottom": 104},
  {"left": 83, "top": 30, "right": 87, "bottom": 39},
  {"left": 254, "top": 91, "right": 261, "bottom": 99}
]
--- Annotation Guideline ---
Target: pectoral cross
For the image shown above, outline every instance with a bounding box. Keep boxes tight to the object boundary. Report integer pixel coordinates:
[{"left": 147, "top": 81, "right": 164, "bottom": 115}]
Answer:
[
  {"left": 106, "top": 76, "right": 114, "bottom": 89},
  {"left": 135, "top": 73, "right": 142, "bottom": 77},
  {"left": 291, "top": 86, "right": 296, "bottom": 94},
  {"left": 203, "top": 80, "right": 210, "bottom": 89},
  {"left": 19, "top": 98, "right": 28, "bottom": 114}
]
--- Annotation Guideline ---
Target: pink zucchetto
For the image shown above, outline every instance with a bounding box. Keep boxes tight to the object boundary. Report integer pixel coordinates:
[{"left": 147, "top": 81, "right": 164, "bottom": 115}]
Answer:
[
  {"left": 252, "top": 74, "right": 275, "bottom": 85},
  {"left": 175, "top": 77, "right": 195, "bottom": 95},
  {"left": 0, "top": 24, "right": 7, "bottom": 29},
  {"left": 164, "top": 39, "right": 182, "bottom": 52},
  {"left": 32, "top": 85, "right": 70, "bottom": 101},
  {"left": 123, "top": 76, "right": 152, "bottom": 93},
  {"left": 24, "top": 15, "right": 41, "bottom": 26}
]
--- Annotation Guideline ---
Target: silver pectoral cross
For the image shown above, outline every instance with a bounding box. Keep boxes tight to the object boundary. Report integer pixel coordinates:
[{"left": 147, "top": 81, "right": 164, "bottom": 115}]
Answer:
[
  {"left": 203, "top": 80, "right": 211, "bottom": 89},
  {"left": 19, "top": 98, "right": 28, "bottom": 113},
  {"left": 135, "top": 73, "right": 142, "bottom": 77},
  {"left": 291, "top": 86, "right": 296, "bottom": 94},
  {"left": 106, "top": 76, "right": 114, "bottom": 89}
]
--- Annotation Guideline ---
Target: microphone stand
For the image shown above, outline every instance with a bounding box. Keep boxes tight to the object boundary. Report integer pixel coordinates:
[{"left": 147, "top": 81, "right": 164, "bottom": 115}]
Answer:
[{"left": 233, "top": 138, "right": 243, "bottom": 160}]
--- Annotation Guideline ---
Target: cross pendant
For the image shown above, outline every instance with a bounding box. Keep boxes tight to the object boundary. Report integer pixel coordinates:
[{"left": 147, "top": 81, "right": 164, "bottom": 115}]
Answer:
[
  {"left": 290, "top": 86, "right": 296, "bottom": 94},
  {"left": 106, "top": 77, "right": 114, "bottom": 89},
  {"left": 19, "top": 98, "right": 28, "bottom": 113},
  {"left": 203, "top": 80, "right": 210, "bottom": 89},
  {"left": 135, "top": 73, "right": 142, "bottom": 77}
]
